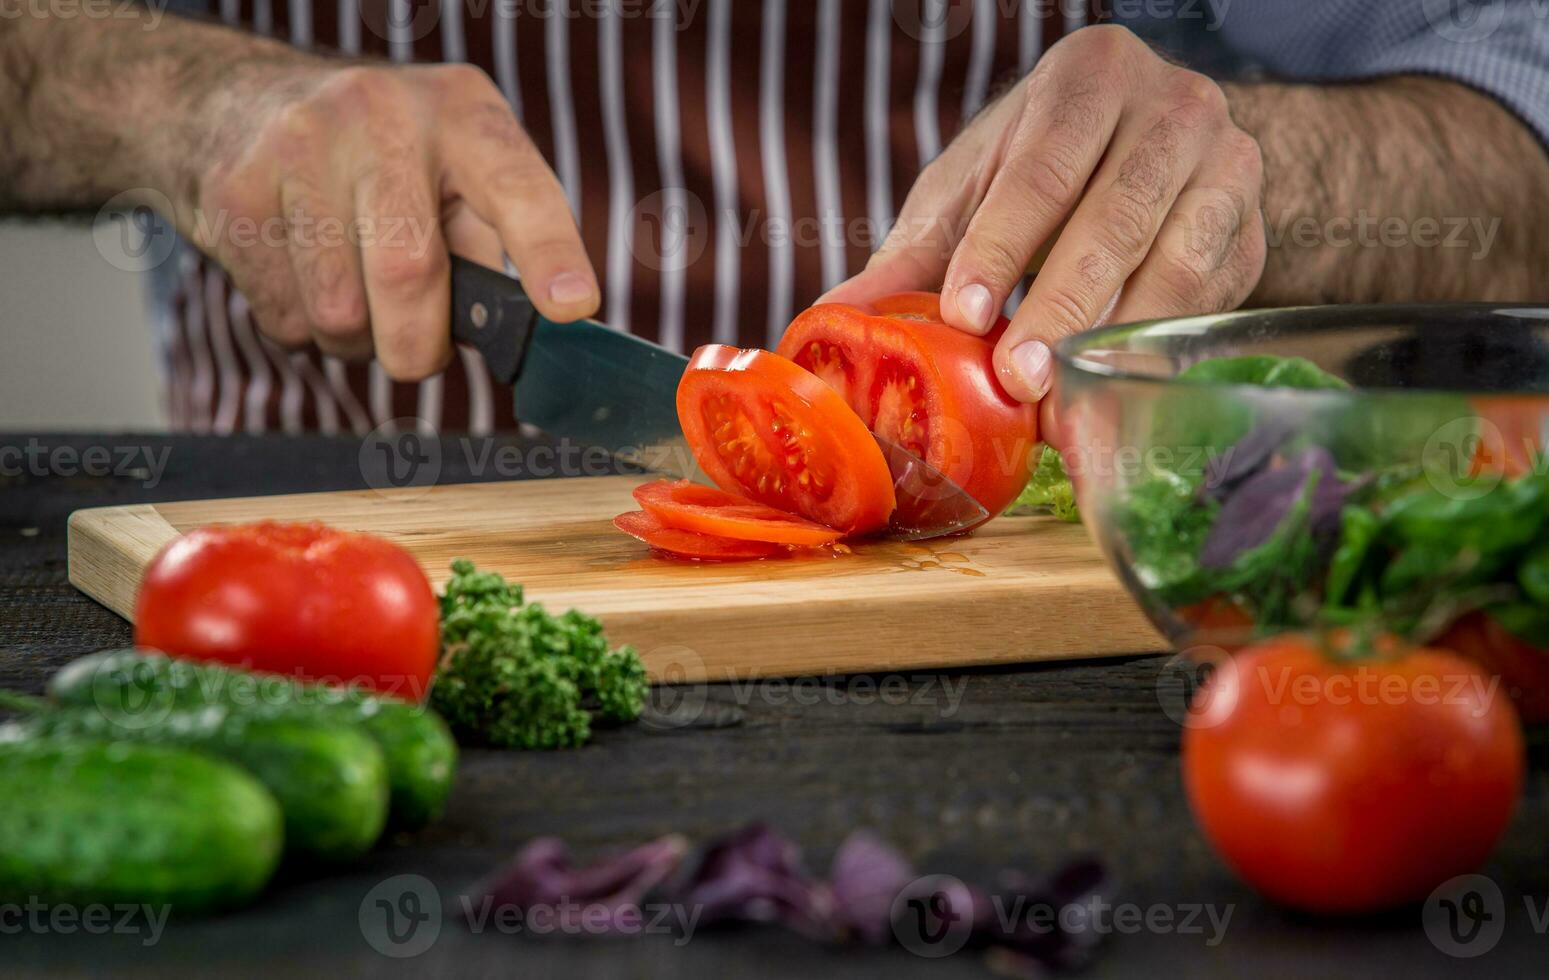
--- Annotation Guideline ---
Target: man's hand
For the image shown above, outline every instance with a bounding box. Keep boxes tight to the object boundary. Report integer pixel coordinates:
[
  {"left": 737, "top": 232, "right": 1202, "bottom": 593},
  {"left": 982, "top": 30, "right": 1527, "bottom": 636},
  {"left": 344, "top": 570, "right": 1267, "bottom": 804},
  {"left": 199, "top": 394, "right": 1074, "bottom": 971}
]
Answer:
[
  {"left": 184, "top": 59, "right": 597, "bottom": 379},
  {"left": 824, "top": 26, "right": 1266, "bottom": 405},
  {"left": 0, "top": 10, "right": 598, "bottom": 381}
]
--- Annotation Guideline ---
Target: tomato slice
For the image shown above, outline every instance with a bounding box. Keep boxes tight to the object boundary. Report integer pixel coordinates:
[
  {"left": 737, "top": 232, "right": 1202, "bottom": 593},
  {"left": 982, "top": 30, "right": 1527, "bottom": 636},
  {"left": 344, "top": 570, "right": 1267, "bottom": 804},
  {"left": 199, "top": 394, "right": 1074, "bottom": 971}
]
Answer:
[
  {"left": 613, "top": 511, "right": 784, "bottom": 561},
  {"left": 633, "top": 480, "right": 843, "bottom": 546},
  {"left": 776, "top": 297, "right": 1037, "bottom": 520},
  {"left": 677, "top": 346, "right": 896, "bottom": 535}
]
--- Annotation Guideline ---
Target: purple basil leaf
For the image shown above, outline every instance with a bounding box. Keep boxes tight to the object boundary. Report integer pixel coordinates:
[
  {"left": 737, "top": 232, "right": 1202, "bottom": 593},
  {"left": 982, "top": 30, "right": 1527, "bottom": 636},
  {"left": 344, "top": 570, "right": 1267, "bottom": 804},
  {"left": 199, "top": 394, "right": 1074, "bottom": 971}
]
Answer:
[
  {"left": 829, "top": 830, "right": 916, "bottom": 945},
  {"left": 888, "top": 873, "right": 992, "bottom": 944},
  {"left": 1200, "top": 466, "right": 1308, "bottom": 568},
  {"left": 467, "top": 825, "right": 1111, "bottom": 975},
  {"left": 465, "top": 834, "right": 689, "bottom": 933},
  {"left": 1201, "top": 446, "right": 1344, "bottom": 569},
  {"left": 1201, "top": 415, "right": 1299, "bottom": 500},
  {"left": 673, "top": 823, "right": 836, "bottom": 940},
  {"left": 980, "top": 857, "right": 1112, "bottom": 971}
]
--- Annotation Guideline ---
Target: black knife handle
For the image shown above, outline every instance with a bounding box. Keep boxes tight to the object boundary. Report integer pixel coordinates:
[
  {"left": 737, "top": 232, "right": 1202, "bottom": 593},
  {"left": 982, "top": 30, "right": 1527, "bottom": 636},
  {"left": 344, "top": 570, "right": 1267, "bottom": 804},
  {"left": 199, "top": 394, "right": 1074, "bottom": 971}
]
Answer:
[{"left": 450, "top": 255, "right": 539, "bottom": 384}]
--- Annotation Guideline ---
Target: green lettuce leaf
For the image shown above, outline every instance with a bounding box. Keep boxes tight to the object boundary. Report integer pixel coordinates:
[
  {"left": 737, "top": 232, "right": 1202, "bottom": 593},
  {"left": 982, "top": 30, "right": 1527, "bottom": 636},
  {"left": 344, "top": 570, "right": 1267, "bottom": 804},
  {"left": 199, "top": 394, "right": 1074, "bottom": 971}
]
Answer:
[{"left": 1009, "top": 444, "right": 1081, "bottom": 522}]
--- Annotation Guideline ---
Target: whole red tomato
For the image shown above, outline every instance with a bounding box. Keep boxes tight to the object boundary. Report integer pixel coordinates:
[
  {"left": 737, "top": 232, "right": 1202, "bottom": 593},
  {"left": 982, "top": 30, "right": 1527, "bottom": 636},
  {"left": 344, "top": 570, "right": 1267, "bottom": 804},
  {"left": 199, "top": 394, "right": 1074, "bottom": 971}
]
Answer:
[
  {"left": 135, "top": 521, "right": 439, "bottom": 699},
  {"left": 1182, "top": 633, "right": 1524, "bottom": 914},
  {"left": 776, "top": 292, "right": 1038, "bottom": 521}
]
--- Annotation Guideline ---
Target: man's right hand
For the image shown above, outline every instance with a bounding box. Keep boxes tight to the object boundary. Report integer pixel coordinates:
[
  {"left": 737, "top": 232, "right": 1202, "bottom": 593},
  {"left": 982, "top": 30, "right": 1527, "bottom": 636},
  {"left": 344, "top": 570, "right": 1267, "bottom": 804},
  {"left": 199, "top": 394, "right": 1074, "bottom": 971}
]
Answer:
[{"left": 181, "top": 58, "right": 598, "bottom": 380}]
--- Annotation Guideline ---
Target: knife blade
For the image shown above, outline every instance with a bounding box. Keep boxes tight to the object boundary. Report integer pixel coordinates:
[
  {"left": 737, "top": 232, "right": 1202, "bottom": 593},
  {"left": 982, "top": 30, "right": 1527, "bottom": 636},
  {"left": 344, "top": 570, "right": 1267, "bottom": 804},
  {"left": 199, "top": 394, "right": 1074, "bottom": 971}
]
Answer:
[
  {"left": 871, "top": 433, "right": 990, "bottom": 540},
  {"left": 449, "top": 256, "right": 988, "bottom": 539},
  {"left": 450, "top": 255, "right": 698, "bottom": 479}
]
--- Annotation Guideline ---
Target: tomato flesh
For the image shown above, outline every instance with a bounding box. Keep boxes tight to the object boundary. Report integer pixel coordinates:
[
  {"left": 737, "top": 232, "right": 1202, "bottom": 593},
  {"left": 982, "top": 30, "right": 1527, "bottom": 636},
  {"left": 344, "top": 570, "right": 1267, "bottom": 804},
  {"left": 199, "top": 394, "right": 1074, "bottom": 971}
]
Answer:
[
  {"left": 778, "top": 297, "right": 1037, "bottom": 522},
  {"left": 633, "top": 480, "right": 842, "bottom": 546},
  {"left": 613, "top": 510, "right": 783, "bottom": 561},
  {"left": 869, "top": 355, "right": 930, "bottom": 459},
  {"left": 678, "top": 346, "right": 895, "bottom": 534},
  {"left": 1182, "top": 633, "right": 1524, "bottom": 914},
  {"left": 134, "top": 521, "right": 439, "bottom": 699},
  {"left": 797, "top": 340, "right": 856, "bottom": 399}
]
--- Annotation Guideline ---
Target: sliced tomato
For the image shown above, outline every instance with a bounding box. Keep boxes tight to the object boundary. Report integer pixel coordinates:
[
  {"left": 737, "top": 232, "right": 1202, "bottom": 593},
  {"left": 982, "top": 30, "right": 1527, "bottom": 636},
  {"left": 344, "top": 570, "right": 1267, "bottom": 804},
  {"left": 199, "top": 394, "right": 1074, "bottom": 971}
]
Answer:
[
  {"left": 776, "top": 297, "right": 1037, "bottom": 520},
  {"left": 677, "top": 346, "right": 896, "bottom": 535},
  {"left": 633, "top": 480, "right": 842, "bottom": 546},
  {"left": 613, "top": 510, "right": 783, "bottom": 561}
]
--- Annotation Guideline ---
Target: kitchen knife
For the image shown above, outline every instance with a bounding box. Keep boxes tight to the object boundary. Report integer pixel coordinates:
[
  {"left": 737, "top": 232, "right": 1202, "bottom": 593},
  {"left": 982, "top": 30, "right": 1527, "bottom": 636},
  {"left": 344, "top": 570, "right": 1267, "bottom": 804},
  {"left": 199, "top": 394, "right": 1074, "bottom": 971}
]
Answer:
[
  {"left": 451, "top": 255, "right": 696, "bottom": 479},
  {"left": 449, "top": 256, "right": 988, "bottom": 539}
]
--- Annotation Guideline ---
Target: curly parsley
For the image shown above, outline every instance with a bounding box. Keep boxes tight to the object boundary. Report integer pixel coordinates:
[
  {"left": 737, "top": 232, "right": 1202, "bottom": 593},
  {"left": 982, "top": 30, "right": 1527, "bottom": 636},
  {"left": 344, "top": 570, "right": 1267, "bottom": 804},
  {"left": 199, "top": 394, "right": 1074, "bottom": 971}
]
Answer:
[{"left": 432, "top": 560, "right": 648, "bottom": 749}]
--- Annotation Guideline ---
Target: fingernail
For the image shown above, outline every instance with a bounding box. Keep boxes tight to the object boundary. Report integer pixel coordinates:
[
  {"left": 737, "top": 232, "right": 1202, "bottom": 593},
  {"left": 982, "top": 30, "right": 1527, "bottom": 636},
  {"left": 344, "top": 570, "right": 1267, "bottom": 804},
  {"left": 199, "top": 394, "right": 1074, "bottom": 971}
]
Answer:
[
  {"left": 954, "top": 283, "right": 995, "bottom": 334},
  {"left": 1010, "top": 341, "right": 1053, "bottom": 401},
  {"left": 548, "top": 272, "right": 595, "bottom": 306}
]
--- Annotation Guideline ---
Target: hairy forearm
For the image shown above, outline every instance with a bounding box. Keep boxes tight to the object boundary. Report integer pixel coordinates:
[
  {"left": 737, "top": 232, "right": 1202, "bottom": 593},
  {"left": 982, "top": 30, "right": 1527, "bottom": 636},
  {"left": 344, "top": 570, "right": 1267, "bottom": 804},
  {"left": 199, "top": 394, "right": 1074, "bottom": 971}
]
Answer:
[
  {"left": 1225, "top": 76, "right": 1549, "bottom": 305},
  {"left": 0, "top": 5, "right": 313, "bottom": 214}
]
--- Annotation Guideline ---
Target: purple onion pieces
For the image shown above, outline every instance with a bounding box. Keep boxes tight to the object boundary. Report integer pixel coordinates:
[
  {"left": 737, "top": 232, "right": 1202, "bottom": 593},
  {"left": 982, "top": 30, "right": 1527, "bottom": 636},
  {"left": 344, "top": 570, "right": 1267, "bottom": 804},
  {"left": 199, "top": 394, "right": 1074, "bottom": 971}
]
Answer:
[
  {"left": 672, "top": 823, "right": 837, "bottom": 939},
  {"left": 829, "top": 830, "right": 916, "bottom": 944},
  {"left": 464, "top": 833, "right": 690, "bottom": 933}
]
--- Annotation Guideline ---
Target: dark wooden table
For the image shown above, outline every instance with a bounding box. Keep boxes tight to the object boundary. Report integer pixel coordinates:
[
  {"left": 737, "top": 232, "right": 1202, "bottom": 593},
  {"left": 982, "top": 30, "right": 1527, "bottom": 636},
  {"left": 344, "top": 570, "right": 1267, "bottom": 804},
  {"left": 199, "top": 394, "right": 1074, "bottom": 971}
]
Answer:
[{"left": 3, "top": 433, "right": 1545, "bottom": 978}]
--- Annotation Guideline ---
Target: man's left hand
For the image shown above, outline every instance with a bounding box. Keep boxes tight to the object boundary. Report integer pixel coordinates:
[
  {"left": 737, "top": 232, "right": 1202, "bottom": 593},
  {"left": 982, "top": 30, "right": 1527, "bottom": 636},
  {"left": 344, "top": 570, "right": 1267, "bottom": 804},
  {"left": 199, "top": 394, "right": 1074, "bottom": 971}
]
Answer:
[{"left": 824, "top": 25, "right": 1267, "bottom": 410}]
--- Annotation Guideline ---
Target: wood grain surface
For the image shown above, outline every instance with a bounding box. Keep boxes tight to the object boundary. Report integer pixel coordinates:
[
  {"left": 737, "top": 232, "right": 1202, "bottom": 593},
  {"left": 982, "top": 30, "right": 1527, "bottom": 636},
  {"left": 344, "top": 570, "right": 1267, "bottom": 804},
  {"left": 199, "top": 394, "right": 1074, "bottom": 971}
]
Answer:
[{"left": 68, "top": 475, "right": 1165, "bottom": 681}]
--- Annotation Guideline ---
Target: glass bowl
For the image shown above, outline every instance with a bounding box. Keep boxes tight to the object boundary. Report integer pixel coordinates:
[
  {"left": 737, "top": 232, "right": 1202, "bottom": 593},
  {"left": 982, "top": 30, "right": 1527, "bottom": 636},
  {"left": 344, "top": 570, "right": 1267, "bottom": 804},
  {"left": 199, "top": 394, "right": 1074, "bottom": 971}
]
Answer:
[{"left": 1055, "top": 304, "right": 1549, "bottom": 713}]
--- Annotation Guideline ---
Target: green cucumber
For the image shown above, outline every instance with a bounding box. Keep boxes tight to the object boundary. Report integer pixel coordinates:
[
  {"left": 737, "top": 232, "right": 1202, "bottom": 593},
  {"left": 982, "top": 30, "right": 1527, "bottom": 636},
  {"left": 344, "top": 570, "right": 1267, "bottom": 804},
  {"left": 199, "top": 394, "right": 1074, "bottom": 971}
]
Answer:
[
  {"left": 0, "top": 699, "right": 388, "bottom": 862},
  {"left": 49, "top": 650, "right": 456, "bottom": 830},
  {"left": 0, "top": 738, "right": 281, "bottom": 912}
]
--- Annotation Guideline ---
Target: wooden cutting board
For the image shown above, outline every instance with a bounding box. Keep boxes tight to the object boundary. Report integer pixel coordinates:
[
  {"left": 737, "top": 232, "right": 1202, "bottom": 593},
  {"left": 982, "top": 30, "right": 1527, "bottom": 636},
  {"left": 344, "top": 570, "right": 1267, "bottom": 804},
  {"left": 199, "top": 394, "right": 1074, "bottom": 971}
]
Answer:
[{"left": 67, "top": 476, "right": 1166, "bottom": 682}]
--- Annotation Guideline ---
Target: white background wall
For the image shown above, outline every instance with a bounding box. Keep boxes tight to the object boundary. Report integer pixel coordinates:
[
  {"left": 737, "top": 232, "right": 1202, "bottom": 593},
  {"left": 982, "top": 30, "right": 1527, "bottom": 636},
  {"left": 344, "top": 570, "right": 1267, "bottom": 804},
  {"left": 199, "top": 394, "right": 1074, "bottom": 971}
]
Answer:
[{"left": 0, "top": 220, "right": 164, "bottom": 431}]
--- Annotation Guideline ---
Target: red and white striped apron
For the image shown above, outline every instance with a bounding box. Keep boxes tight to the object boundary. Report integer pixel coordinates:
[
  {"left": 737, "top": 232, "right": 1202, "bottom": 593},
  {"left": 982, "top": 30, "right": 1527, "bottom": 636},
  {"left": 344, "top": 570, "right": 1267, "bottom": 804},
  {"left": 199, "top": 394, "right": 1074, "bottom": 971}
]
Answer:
[{"left": 163, "top": 0, "right": 1096, "bottom": 434}]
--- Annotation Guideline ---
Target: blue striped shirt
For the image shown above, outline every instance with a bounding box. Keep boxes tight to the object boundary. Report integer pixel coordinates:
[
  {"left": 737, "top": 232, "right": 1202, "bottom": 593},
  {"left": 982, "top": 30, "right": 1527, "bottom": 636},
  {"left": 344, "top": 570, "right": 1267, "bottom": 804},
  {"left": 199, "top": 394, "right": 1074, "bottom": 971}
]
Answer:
[{"left": 1118, "top": 0, "right": 1549, "bottom": 146}]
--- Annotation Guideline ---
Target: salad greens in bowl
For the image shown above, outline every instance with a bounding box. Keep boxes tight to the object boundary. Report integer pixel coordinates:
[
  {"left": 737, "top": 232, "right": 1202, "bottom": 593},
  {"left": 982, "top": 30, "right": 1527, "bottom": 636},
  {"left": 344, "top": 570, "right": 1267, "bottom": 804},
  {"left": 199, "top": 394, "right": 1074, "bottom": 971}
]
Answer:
[{"left": 1053, "top": 304, "right": 1549, "bottom": 717}]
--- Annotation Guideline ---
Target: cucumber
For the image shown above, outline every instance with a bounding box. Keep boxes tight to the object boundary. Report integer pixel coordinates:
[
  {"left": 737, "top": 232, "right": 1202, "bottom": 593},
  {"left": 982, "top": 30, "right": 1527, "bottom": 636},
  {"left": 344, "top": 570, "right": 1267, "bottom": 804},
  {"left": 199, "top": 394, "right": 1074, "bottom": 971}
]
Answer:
[
  {"left": 0, "top": 738, "right": 282, "bottom": 912},
  {"left": 0, "top": 703, "right": 388, "bottom": 862},
  {"left": 50, "top": 650, "right": 456, "bottom": 830}
]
